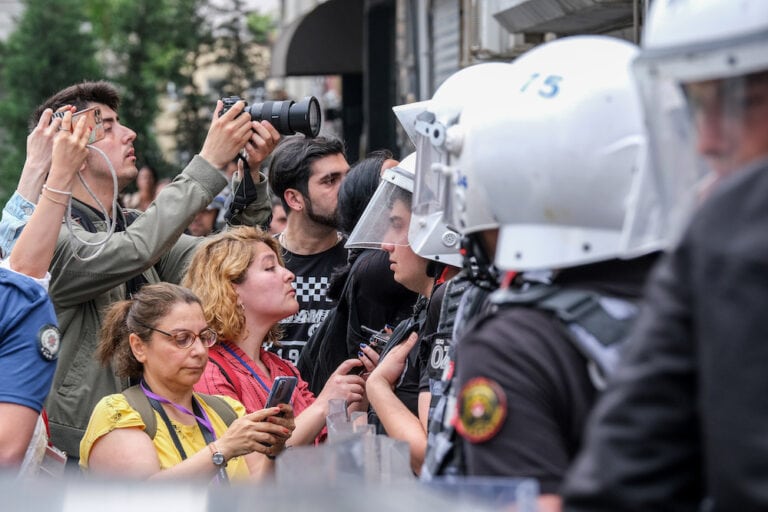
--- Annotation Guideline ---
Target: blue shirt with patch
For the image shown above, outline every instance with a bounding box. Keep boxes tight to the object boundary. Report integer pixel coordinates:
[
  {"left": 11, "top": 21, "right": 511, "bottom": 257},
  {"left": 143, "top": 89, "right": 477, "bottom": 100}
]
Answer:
[{"left": 0, "top": 268, "right": 58, "bottom": 412}]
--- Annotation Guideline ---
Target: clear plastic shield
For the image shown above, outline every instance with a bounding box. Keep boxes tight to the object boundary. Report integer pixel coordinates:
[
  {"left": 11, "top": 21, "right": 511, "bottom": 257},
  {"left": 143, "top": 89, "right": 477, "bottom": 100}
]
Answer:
[
  {"left": 626, "top": 44, "right": 768, "bottom": 251},
  {"left": 345, "top": 168, "right": 414, "bottom": 250}
]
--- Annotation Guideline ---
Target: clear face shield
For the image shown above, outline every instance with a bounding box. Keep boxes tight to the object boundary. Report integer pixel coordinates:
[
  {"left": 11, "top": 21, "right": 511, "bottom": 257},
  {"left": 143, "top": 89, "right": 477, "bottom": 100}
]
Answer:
[
  {"left": 345, "top": 168, "right": 414, "bottom": 250},
  {"left": 631, "top": 35, "right": 768, "bottom": 244}
]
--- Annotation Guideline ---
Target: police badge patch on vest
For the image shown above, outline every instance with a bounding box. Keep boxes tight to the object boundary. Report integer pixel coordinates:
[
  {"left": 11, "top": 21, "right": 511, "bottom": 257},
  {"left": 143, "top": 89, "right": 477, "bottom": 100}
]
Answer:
[
  {"left": 454, "top": 377, "right": 506, "bottom": 443},
  {"left": 37, "top": 324, "right": 61, "bottom": 361}
]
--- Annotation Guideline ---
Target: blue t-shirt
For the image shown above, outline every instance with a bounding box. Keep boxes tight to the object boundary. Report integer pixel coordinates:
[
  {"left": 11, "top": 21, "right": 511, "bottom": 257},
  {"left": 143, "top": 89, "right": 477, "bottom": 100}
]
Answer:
[{"left": 0, "top": 268, "right": 58, "bottom": 412}]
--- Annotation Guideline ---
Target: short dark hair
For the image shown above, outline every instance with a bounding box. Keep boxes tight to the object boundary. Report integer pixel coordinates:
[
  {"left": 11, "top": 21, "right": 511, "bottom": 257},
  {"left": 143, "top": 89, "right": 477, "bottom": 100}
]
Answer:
[
  {"left": 30, "top": 81, "right": 120, "bottom": 131},
  {"left": 268, "top": 136, "right": 346, "bottom": 212}
]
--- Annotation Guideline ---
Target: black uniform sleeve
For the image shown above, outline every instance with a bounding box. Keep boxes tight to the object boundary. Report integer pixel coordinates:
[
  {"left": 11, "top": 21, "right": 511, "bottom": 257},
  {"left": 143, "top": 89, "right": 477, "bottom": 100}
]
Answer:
[
  {"left": 562, "top": 248, "right": 701, "bottom": 510},
  {"left": 455, "top": 307, "right": 595, "bottom": 494},
  {"left": 565, "top": 163, "right": 768, "bottom": 511}
]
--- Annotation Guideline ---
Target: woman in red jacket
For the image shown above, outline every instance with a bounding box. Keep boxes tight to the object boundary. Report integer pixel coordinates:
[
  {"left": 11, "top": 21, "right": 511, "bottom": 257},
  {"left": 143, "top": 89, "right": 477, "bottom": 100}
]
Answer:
[{"left": 184, "top": 226, "right": 367, "bottom": 445}]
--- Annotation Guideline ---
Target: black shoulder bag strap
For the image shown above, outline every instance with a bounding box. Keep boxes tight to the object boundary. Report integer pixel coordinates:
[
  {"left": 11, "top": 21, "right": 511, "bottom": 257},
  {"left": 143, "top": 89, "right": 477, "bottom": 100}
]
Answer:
[
  {"left": 127, "top": 382, "right": 230, "bottom": 483},
  {"left": 68, "top": 204, "right": 148, "bottom": 298}
]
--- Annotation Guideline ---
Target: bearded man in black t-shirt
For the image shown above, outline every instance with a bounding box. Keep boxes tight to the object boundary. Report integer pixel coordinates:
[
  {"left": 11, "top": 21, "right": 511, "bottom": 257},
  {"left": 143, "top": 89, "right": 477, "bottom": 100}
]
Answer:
[{"left": 267, "top": 136, "right": 349, "bottom": 365}]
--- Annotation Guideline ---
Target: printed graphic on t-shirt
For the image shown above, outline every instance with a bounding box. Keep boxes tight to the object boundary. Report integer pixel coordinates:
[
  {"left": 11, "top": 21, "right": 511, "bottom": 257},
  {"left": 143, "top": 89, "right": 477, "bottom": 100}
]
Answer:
[{"left": 270, "top": 241, "right": 347, "bottom": 366}]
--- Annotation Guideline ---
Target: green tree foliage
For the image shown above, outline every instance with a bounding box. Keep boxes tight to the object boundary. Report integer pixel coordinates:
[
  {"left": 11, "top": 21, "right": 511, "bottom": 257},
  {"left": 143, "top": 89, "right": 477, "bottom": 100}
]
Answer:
[
  {"left": 0, "top": 0, "right": 101, "bottom": 202},
  {"left": 247, "top": 11, "right": 275, "bottom": 45},
  {"left": 84, "top": 0, "right": 210, "bottom": 177},
  {"left": 0, "top": 0, "right": 273, "bottom": 204},
  {"left": 174, "top": 0, "right": 270, "bottom": 163}
]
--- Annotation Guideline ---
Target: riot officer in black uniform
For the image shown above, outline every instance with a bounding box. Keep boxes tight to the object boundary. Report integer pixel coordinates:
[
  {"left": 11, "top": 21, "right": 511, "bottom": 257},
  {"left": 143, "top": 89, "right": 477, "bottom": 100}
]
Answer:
[
  {"left": 421, "top": 36, "right": 673, "bottom": 510},
  {"left": 563, "top": 1, "right": 768, "bottom": 510}
]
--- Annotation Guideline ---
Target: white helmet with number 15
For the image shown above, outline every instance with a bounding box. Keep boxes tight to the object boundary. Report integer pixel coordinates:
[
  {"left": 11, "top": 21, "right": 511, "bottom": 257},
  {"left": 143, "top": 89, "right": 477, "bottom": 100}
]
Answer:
[{"left": 446, "top": 36, "right": 668, "bottom": 271}]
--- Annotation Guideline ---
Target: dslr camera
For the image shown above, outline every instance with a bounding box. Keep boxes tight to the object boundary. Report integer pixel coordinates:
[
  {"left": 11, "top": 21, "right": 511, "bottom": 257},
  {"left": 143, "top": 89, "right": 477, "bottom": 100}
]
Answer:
[{"left": 220, "top": 95, "right": 322, "bottom": 137}]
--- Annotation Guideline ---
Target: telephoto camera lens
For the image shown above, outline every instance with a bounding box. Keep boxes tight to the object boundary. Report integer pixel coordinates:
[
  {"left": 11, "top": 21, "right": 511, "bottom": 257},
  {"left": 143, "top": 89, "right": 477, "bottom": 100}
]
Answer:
[{"left": 220, "top": 96, "right": 322, "bottom": 137}]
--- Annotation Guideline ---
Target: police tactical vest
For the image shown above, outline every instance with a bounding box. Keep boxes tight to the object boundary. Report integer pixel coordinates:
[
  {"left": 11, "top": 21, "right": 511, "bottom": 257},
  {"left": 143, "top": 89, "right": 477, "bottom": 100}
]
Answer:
[
  {"left": 421, "top": 275, "right": 494, "bottom": 480},
  {"left": 490, "top": 284, "right": 638, "bottom": 390},
  {"left": 421, "top": 282, "right": 638, "bottom": 479}
]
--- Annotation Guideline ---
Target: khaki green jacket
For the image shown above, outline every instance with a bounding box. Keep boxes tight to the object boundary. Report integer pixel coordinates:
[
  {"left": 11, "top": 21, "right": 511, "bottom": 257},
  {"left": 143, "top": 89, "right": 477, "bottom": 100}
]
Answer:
[{"left": 45, "top": 155, "right": 270, "bottom": 456}]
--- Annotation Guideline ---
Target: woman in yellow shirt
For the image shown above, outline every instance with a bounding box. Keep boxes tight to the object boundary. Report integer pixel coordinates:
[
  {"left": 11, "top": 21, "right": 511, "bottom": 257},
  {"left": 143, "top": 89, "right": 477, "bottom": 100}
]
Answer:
[{"left": 79, "top": 282, "right": 295, "bottom": 481}]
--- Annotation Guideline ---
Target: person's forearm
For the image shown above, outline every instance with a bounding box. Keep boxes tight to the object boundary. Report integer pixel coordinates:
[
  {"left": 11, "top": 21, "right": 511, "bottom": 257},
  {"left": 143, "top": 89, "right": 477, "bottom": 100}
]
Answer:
[
  {"left": 0, "top": 405, "right": 40, "bottom": 466},
  {"left": 9, "top": 172, "right": 76, "bottom": 278},
  {"left": 290, "top": 402, "right": 327, "bottom": 445},
  {"left": 16, "top": 160, "right": 49, "bottom": 204},
  {"left": 226, "top": 171, "right": 271, "bottom": 228},
  {"left": 243, "top": 451, "right": 274, "bottom": 480},
  {"left": 146, "top": 445, "right": 220, "bottom": 481},
  {"left": 366, "top": 377, "right": 427, "bottom": 473},
  {"left": 9, "top": 202, "right": 63, "bottom": 278}
]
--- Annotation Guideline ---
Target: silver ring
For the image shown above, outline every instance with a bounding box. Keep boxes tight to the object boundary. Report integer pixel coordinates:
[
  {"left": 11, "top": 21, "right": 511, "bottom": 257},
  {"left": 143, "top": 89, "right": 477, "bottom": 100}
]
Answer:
[{"left": 58, "top": 127, "right": 68, "bottom": 131}]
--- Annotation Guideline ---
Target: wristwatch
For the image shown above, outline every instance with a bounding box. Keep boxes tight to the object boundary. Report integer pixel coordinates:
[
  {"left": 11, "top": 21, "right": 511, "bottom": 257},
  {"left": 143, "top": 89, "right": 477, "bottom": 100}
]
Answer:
[{"left": 209, "top": 442, "right": 227, "bottom": 468}]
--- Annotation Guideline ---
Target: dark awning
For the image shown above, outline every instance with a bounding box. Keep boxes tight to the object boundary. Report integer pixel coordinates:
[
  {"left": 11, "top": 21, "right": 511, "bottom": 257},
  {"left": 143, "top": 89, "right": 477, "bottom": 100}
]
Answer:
[{"left": 271, "top": 0, "right": 363, "bottom": 77}]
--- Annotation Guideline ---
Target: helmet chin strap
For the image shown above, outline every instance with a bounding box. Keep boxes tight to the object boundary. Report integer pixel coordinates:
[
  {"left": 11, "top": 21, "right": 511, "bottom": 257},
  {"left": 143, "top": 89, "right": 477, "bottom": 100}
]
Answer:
[
  {"left": 425, "top": 260, "right": 446, "bottom": 279},
  {"left": 461, "top": 234, "right": 500, "bottom": 291}
]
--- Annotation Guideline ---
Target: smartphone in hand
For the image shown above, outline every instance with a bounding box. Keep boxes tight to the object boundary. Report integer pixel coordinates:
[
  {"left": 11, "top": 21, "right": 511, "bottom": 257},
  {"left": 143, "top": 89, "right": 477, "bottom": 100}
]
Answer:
[
  {"left": 265, "top": 376, "right": 298, "bottom": 414},
  {"left": 53, "top": 106, "right": 105, "bottom": 144}
]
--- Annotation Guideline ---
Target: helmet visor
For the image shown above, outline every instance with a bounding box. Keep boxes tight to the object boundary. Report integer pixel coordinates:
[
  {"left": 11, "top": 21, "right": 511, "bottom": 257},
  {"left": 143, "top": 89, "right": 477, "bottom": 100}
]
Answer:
[
  {"left": 629, "top": 36, "right": 768, "bottom": 248},
  {"left": 345, "top": 170, "right": 413, "bottom": 250}
]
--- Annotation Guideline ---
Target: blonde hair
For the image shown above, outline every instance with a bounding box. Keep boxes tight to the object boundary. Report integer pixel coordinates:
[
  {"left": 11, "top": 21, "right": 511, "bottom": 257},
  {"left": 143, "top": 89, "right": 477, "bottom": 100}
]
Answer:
[{"left": 182, "top": 226, "right": 285, "bottom": 345}]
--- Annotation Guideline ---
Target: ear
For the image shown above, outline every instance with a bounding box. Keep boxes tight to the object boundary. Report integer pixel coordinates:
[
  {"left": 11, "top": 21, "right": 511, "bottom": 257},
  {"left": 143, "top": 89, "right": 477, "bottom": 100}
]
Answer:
[
  {"left": 129, "top": 333, "right": 148, "bottom": 364},
  {"left": 283, "top": 188, "right": 304, "bottom": 213}
]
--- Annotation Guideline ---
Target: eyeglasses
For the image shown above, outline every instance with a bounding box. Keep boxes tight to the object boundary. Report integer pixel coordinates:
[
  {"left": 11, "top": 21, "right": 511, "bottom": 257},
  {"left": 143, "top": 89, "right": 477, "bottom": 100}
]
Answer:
[{"left": 135, "top": 321, "right": 218, "bottom": 349}]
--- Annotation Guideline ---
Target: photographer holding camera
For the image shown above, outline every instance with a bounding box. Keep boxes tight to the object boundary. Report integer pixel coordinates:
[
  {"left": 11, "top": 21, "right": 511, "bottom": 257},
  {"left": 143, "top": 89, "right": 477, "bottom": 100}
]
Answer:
[{"left": 0, "top": 81, "right": 280, "bottom": 462}]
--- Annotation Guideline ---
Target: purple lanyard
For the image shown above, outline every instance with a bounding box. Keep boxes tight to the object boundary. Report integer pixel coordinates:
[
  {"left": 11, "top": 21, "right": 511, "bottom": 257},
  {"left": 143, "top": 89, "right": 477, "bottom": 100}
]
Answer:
[
  {"left": 221, "top": 344, "right": 271, "bottom": 393},
  {"left": 140, "top": 380, "right": 216, "bottom": 437}
]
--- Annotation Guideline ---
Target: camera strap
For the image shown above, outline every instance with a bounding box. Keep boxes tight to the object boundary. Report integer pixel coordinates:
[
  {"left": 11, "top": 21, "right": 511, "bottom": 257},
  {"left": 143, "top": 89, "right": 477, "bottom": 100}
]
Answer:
[{"left": 226, "top": 156, "right": 269, "bottom": 229}]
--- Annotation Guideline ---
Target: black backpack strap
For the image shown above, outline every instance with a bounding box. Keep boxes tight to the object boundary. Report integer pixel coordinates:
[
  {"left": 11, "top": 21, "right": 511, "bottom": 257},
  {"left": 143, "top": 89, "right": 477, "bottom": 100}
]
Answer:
[
  {"left": 68, "top": 203, "right": 99, "bottom": 233},
  {"left": 534, "top": 289, "right": 635, "bottom": 348},
  {"left": 196, "top": 393, "right": 238, "bottom": 427},
  {"left": 122, "top": 385, "right": 157, "bottom": 439}
]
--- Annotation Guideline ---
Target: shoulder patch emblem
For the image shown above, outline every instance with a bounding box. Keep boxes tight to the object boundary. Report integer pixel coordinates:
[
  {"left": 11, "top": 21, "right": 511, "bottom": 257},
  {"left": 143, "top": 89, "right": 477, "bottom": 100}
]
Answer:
[
  {"left": 38, "top": 324, "right": 60, "bottom": 361},
  {"left": 454, "top": 377, "right": 507, "bottom": 443}
]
